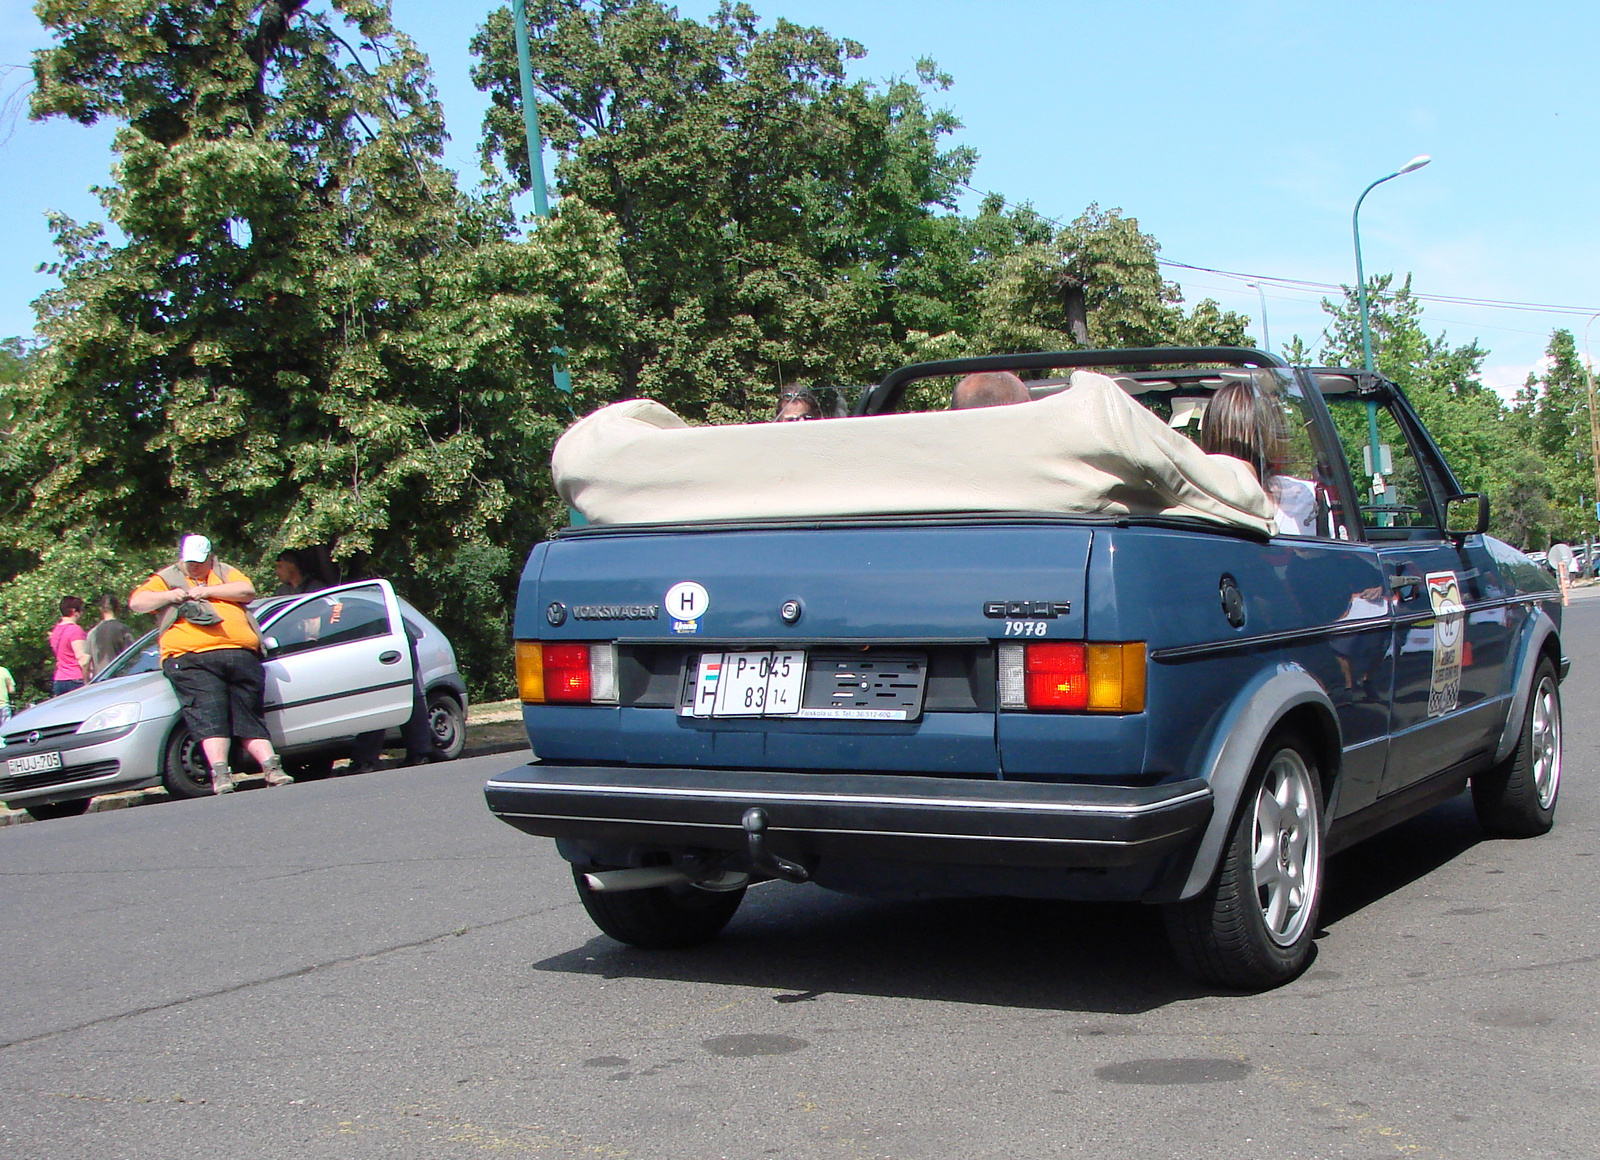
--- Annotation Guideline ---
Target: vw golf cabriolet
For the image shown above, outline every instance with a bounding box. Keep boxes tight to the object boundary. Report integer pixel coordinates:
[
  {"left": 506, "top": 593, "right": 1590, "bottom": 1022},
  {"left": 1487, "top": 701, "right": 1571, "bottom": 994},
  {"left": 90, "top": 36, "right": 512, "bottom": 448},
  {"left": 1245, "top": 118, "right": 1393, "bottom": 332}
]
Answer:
[{"left": 486, "top": 347, "right": 1563, "bottom": 988}]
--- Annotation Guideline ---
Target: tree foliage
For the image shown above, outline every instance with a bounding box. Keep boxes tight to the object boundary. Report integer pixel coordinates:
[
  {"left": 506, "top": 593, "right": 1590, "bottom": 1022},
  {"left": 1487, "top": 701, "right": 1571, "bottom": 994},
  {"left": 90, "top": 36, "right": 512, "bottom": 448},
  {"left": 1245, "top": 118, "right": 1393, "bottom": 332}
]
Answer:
[
  {"left": 470, "top": 0, "right": 1240, "bottom": 417},
  {"left": 4, "top": 0, "right": 627, "bottom": 696}
]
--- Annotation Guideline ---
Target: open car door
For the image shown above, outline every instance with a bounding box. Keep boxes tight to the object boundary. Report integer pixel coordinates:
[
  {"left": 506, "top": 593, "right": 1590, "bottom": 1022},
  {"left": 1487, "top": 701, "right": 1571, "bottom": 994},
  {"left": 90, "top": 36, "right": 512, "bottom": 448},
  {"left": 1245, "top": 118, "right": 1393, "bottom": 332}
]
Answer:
[{"left": 259, "top": 580, "right": 415, "bottom": 750}]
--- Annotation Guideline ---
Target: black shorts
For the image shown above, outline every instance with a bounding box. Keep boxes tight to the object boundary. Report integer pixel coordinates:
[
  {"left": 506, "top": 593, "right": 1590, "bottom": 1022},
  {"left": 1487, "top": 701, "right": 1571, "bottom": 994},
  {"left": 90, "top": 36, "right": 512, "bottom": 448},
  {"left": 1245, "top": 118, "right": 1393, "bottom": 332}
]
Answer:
[{"left": 162, "top": 648, "right": 269, "bottom": 741}]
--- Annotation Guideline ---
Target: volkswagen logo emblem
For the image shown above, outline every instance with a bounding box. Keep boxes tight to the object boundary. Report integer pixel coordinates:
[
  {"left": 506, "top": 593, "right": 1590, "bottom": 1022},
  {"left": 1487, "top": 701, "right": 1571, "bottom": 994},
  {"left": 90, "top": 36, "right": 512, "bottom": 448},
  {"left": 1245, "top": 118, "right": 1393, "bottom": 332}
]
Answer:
[{"left": 546, "top": 602, "right": 568, "bottom": 627}]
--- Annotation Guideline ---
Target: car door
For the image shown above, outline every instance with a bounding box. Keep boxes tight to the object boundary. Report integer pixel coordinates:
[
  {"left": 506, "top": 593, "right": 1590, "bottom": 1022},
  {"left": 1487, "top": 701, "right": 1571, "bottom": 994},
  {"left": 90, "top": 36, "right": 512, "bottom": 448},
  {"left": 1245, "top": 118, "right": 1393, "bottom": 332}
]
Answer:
[
  {"left": 1320, "top": 384, "right": 1512, "bottom": 794},
  {"left": 258, "top": 580, "right": 415, "bottom": 750}
]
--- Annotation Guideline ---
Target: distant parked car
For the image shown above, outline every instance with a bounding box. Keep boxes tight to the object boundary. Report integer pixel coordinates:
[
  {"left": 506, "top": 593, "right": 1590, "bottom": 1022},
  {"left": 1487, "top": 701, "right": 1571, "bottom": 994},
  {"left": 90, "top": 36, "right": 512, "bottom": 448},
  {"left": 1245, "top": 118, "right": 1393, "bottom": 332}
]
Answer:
[{"left": 0, "top": 580, "right": 467, "bottom": 820}]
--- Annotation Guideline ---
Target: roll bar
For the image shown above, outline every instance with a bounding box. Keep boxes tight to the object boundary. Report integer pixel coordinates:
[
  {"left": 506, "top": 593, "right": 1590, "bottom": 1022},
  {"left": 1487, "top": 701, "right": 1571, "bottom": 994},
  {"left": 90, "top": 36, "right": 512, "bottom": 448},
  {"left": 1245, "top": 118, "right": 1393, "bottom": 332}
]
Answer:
[{"left": 852, "top": 347, "right": 1289, "bottom": 416}]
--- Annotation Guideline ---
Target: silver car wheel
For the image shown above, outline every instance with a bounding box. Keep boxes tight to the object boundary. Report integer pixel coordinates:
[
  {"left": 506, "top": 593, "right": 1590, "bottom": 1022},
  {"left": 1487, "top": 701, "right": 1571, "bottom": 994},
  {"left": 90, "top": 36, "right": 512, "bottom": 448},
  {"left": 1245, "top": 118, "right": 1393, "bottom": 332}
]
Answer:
[
  {"left": 1530, "top": 674, "right": 1561, "bottom": 810},
  {"left": 1251, "top": 748, "right": 1321, "bottom": 948}
]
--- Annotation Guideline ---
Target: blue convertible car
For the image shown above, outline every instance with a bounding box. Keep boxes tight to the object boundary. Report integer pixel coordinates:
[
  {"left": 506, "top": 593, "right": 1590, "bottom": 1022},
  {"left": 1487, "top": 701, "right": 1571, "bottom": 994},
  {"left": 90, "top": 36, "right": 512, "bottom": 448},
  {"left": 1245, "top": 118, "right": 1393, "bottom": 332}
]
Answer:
[{"left": 485, "top": 348, "right": 1563, "bottom": 988}]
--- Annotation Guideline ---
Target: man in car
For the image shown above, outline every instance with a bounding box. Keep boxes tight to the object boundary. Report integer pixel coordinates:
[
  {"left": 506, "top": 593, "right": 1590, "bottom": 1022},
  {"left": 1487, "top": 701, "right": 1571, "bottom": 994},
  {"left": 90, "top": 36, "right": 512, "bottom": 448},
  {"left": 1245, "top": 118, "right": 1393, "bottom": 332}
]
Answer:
[
  {"left": 128, "top": 534, "right": 292, "bottom": 794},
  {"left": 950, "top": 371, "right": 1030, "bottom": 409}
]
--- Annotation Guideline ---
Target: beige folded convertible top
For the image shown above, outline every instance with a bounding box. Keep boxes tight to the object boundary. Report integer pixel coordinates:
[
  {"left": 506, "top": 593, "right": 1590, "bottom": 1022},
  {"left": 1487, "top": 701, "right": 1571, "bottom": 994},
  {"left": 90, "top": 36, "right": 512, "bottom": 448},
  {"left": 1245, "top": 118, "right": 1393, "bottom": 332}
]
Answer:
[{"left": 553, "top": 370, "right": 1276, "bottom": 535}]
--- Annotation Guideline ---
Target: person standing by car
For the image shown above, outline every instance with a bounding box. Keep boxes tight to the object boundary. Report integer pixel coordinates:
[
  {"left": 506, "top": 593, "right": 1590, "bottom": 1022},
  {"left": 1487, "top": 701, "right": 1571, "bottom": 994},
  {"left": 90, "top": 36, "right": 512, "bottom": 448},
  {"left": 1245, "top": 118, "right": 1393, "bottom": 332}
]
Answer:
[
  {"left": 83, "top": 594, "right": 135, "bottom": 681},
  {"left": 48, "top": 596, "right": 91, "bottom": 695},
  {"left": 128, "top": 534, "right": 292, "bottom": 795},
  {"left": 1546, "top": 541, "right": 1575, "bottom": 606},
  {"left": 0, "top": 660, "right": 14, "bottom": 725}
]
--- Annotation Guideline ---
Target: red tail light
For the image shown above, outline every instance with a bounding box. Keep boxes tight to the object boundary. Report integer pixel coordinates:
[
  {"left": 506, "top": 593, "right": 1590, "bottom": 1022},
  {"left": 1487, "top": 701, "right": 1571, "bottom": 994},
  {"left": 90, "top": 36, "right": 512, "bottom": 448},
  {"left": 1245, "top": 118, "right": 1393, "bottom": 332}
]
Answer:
[
  {"left": 543, "top": 644, "right": 593, "bottom": 702},
  {"left": 1025, "top": 643, "right": 1088, "bottom": 710}
]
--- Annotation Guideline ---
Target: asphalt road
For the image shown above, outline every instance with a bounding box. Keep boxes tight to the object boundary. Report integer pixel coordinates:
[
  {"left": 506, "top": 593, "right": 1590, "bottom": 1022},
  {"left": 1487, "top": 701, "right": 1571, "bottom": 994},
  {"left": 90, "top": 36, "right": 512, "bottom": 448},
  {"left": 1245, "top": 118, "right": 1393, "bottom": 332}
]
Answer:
[{"left": 3, "top": 606, "right": 1598, "bottom": 1159}]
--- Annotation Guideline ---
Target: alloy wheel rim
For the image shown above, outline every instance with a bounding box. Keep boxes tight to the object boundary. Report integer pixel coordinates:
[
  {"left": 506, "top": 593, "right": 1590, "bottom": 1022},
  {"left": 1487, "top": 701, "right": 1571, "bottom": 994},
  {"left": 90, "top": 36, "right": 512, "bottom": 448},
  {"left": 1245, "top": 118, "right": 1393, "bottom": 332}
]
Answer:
[
  {"left": 1251, "top": 749, "right": 1320, "bottom": 947},
  {"left": 1531, "top": 676, "right": 1561, "bottom": 810}
]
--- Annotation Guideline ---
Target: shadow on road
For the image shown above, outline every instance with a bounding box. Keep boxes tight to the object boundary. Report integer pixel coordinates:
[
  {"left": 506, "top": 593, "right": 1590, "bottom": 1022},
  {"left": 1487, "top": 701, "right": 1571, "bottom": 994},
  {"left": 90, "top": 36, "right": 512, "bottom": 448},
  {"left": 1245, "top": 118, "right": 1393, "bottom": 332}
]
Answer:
[
  {"left": 531, "top": 792, "right": 1487, "bottom": 1014},
  {"left": 1321, "top": 790, "right": 1484, "bottom": 926}
]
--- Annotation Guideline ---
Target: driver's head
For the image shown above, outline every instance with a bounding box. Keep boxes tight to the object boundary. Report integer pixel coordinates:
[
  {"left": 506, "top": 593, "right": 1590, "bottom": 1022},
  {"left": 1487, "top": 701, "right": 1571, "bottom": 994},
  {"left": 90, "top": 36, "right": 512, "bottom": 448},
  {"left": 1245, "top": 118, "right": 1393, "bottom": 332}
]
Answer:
[
  {"left": 774, "top": 387, "right": 824, "bottom": 422},
  {"left": 275, "top": 550, "right": 305, "bottom": 587},
  {"left": 950, "top": 372, "right": 1030, "bottom": 409}
]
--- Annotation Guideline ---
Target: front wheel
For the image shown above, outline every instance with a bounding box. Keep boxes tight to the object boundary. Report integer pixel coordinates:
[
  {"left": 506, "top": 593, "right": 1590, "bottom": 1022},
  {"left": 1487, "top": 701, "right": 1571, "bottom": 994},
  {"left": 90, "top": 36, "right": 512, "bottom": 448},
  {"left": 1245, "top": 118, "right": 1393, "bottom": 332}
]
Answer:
[
  {"left": 1164, "top": 731, "right": 1324, "bottom": 989},
  {"left": 161, "top": 725, "right": 213, "bottom": 799},
  {"left": 573, "top": 867, "right": 746, "bottom": 949},
  {"left": 1472, "top": 658, "right": 1561, "bottom": 837}
]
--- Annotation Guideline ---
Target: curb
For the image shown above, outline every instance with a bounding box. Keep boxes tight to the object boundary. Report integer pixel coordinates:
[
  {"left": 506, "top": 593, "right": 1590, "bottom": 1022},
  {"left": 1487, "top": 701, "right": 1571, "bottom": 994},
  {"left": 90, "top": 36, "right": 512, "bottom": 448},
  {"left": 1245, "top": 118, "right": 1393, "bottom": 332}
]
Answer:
[{"left": 1, "top": 722, "right": 531, "bottom": 827}]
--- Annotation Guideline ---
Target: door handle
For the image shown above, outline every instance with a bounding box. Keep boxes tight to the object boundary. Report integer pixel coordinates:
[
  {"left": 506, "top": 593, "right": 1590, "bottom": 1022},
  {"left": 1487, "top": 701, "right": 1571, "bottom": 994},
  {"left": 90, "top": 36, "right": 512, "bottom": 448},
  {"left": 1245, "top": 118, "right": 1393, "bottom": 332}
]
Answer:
[
  {"left": 379, "top": 650, "right": 402, "bottom": 664},
  {"left": 1387, "top": 574, "right": 1424, "bottom": 590}
]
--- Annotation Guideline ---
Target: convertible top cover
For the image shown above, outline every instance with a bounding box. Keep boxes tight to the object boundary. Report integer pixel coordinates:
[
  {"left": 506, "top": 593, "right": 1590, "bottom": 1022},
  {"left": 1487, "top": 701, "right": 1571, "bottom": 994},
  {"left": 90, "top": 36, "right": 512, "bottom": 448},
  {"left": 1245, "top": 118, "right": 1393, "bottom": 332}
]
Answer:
[{"left": 553, "top": 370, "right": 1276, "bottom": 534}]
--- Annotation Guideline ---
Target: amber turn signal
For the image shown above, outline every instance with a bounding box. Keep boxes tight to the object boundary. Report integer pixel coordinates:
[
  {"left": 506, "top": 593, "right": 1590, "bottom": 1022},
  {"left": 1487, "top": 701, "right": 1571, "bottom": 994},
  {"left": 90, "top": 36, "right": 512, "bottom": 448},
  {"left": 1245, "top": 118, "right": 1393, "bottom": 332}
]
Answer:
[{"left": 514, "top": 641, "right": 546, "bottom": 703}]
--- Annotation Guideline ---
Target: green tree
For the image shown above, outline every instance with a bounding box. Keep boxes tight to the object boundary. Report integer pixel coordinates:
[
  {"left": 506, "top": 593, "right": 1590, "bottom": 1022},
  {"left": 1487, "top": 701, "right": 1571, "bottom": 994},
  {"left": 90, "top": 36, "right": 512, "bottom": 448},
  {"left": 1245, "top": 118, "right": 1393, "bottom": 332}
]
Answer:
[
  {"left": 4, "top": 0, "right": 626, "bottom": 696},
  {"left": 1515, "top": 329, "right": 1595, "bottom": 545},
  {"left": 969, "top": 204, "right": 1249, "bottom": 355},
  {"left": 472, "top": 0, "right": 999, "bottom": 418}
]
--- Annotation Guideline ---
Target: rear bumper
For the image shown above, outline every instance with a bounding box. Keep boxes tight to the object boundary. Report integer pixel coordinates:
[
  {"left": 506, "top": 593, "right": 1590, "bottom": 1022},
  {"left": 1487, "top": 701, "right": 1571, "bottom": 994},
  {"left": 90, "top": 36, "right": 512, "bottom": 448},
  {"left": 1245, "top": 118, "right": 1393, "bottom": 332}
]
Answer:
[{"left": 484, "top": 764, "right": 1212, "bottom": 871}]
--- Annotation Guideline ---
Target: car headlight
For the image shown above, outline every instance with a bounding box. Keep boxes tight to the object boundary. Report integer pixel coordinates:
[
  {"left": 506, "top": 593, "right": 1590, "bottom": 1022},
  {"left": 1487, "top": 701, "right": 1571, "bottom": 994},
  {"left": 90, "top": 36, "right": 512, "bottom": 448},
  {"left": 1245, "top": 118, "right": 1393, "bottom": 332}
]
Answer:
[{"left": 77, "top": 702, "right": 142, "bottom": 734}]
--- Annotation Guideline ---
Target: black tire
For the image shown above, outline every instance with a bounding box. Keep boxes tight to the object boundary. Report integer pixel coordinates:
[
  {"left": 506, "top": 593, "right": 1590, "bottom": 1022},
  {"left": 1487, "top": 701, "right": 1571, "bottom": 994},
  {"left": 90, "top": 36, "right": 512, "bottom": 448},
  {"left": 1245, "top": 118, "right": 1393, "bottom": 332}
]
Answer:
[
  {"left": 572, "top": 866, "right": 746, "bottom": 949},
  {"left": 1472, "top": 658, "right": 1561, "bottom": 838},
  {"left": 1164, "top": 730, "right": 1324, "bottom": 989},
  {"left": 426, "top": 690, "right": 466, "bottom": 761},
  {"left": 24, "top": 798, "right": 91, "bottom": 821},
  {"left": 161, "top": 725, "right": 215, "bottom": 798}
]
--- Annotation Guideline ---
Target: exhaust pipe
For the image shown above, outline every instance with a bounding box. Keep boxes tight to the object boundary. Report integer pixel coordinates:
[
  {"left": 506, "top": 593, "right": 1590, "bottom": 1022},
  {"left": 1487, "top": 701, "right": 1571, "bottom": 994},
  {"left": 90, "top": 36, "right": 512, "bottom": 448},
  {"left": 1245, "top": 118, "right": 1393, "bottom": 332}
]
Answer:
[{"left": 583, "top": 867, "right": 751, "bottom": 893}]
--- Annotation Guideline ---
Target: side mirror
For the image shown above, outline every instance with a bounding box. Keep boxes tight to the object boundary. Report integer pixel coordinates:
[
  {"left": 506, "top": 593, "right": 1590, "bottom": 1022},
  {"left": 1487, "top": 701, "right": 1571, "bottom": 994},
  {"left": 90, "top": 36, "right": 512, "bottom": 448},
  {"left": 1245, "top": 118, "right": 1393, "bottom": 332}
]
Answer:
[
  {"left": 262, "top": 636, "right": 279, "bottom": 653},
  {"left": 1445, "top": 493, "right": 1489, "bottom": 540}
]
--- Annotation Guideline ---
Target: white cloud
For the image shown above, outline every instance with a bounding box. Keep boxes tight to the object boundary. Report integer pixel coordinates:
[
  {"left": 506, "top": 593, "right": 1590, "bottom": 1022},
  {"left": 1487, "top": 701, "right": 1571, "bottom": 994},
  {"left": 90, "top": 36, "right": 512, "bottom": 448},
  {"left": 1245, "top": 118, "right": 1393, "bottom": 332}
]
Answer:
[{"left": 1481, "top": 356, "right": 1552, "bottom": 401}]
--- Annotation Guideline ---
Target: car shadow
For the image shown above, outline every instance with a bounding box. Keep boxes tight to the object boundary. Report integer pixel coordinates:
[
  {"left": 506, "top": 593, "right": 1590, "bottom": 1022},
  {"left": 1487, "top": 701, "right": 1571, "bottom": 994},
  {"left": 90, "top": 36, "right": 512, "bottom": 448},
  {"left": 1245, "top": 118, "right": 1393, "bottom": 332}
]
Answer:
[
  {"left": 536, "top": 889, "right": 1223, "bottom": 1014},
  {"left": 1320, "top": 789, "right": 1484, "bottom": 926},
  {"left": 531, "top": 793, "right": 1485, "bottom": 1014}
]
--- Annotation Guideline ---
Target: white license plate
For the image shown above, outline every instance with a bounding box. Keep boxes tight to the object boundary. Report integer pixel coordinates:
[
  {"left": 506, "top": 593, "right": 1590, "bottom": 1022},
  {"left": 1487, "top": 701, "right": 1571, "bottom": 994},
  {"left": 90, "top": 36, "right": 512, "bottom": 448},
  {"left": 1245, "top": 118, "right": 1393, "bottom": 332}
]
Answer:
[
  {"left": 684, "top": 651, "right": 807, "bottom": 717},
  {"left": 6, "top": 750, "right": 63, "bottom": 777}
]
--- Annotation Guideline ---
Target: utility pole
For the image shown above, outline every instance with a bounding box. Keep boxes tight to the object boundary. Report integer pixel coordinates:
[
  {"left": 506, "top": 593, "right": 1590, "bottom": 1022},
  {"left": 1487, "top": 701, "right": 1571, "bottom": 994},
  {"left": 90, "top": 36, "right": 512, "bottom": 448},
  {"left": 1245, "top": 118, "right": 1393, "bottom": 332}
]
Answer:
[{"left": 1582, "top": 311, "right": 1600, "bottom": 576}]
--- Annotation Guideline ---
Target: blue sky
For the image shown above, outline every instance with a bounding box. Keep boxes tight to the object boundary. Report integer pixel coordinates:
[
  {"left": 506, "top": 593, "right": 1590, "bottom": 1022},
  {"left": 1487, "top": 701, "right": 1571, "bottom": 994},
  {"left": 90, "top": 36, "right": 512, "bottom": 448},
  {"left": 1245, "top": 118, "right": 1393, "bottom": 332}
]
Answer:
[{"left": 3, "top": 1, "right": 1598, "bottom": 392}]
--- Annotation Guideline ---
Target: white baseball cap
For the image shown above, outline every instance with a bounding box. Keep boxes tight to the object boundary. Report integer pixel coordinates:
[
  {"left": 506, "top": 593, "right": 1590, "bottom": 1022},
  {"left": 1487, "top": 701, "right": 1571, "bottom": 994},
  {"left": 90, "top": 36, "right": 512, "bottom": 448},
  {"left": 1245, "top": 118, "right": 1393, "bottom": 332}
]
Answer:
[{"left": 179, "top": 534, "right": 213, "bottom": 563}]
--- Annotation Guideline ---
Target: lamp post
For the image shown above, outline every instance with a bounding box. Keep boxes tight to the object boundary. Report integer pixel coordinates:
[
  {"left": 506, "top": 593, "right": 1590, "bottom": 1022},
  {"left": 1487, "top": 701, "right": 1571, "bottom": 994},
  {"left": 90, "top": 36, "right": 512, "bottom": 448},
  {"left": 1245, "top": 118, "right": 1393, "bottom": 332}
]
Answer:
[
  {"left": 1353, "top": 155, "right": 1430, "bottom": 374},
  {"left": 1352, "top": 156, "right": 1430, "bottom": 525},
  {"left": 510, "top": 0, "right": 573, "bottom": 395},
  {"left": 1247, "top": 282, "right": 1271, "bottom": 354}
]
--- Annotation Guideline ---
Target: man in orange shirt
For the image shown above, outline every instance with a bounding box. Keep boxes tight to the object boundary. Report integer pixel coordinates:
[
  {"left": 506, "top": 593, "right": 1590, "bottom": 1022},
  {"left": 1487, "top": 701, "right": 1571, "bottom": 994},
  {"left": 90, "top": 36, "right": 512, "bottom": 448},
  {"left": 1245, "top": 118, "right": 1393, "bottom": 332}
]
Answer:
[{"left": 129, "top": 535, "right": 291, "bottom": 794}]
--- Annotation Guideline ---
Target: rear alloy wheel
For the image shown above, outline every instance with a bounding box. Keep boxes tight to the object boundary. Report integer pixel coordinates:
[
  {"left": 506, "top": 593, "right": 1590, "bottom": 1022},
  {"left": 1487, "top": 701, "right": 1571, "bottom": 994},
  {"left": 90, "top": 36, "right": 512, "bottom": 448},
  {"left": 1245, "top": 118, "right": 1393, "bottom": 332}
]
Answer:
[
  {"left": 572, "top": 866, "right": 746, "bottom": 949},
  {"left": 1164, "top": 731, "right": 1324, "bottom": 989},
  {"left": 426, "top": 691, "right": 466, "bottom": 761},
  {"left": 24, "top": 799, "right": 91, "bottom": 821},
  {"left": 161, "top": 725, "right": 214, "bottom": 799},
  {"left": 1472, "top": 658, "right": 1561, "bottom": 837}
]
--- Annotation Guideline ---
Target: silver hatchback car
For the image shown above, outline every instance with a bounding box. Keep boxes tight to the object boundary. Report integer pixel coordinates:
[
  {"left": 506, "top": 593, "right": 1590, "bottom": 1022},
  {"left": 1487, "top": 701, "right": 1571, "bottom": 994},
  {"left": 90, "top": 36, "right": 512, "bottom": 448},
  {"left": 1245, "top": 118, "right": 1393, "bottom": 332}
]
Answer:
[{"left": 0, "top": 580, "right": 468, "bottom": 820}]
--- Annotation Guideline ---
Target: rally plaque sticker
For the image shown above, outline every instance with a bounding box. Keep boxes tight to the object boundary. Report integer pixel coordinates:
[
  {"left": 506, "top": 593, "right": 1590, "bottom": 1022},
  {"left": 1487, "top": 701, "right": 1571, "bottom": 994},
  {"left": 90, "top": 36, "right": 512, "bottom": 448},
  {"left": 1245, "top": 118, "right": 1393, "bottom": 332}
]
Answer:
[
  {"left": 665, "top": 580, "right": 709, "bottom": 634},
  {"left": 1425, "top": 571, "right": 1465, "bottom": 717}
]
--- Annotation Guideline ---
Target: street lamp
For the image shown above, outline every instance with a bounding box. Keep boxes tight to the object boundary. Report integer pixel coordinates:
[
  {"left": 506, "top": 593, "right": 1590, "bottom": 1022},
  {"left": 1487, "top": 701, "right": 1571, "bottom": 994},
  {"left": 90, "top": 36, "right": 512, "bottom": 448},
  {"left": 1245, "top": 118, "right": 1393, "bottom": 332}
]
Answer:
[
  {"left": 1352, "top": 155, "right": 1429, "bottom": 527},
  {"left": 1247, "top": 282, "right": 1271, "bottom": 355},
  {"left": 1352, "top": 155, "right": 1431, "bottom": 374},
  {"left": 509, "top": 0, "right": 573, "bottom": 396}
]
